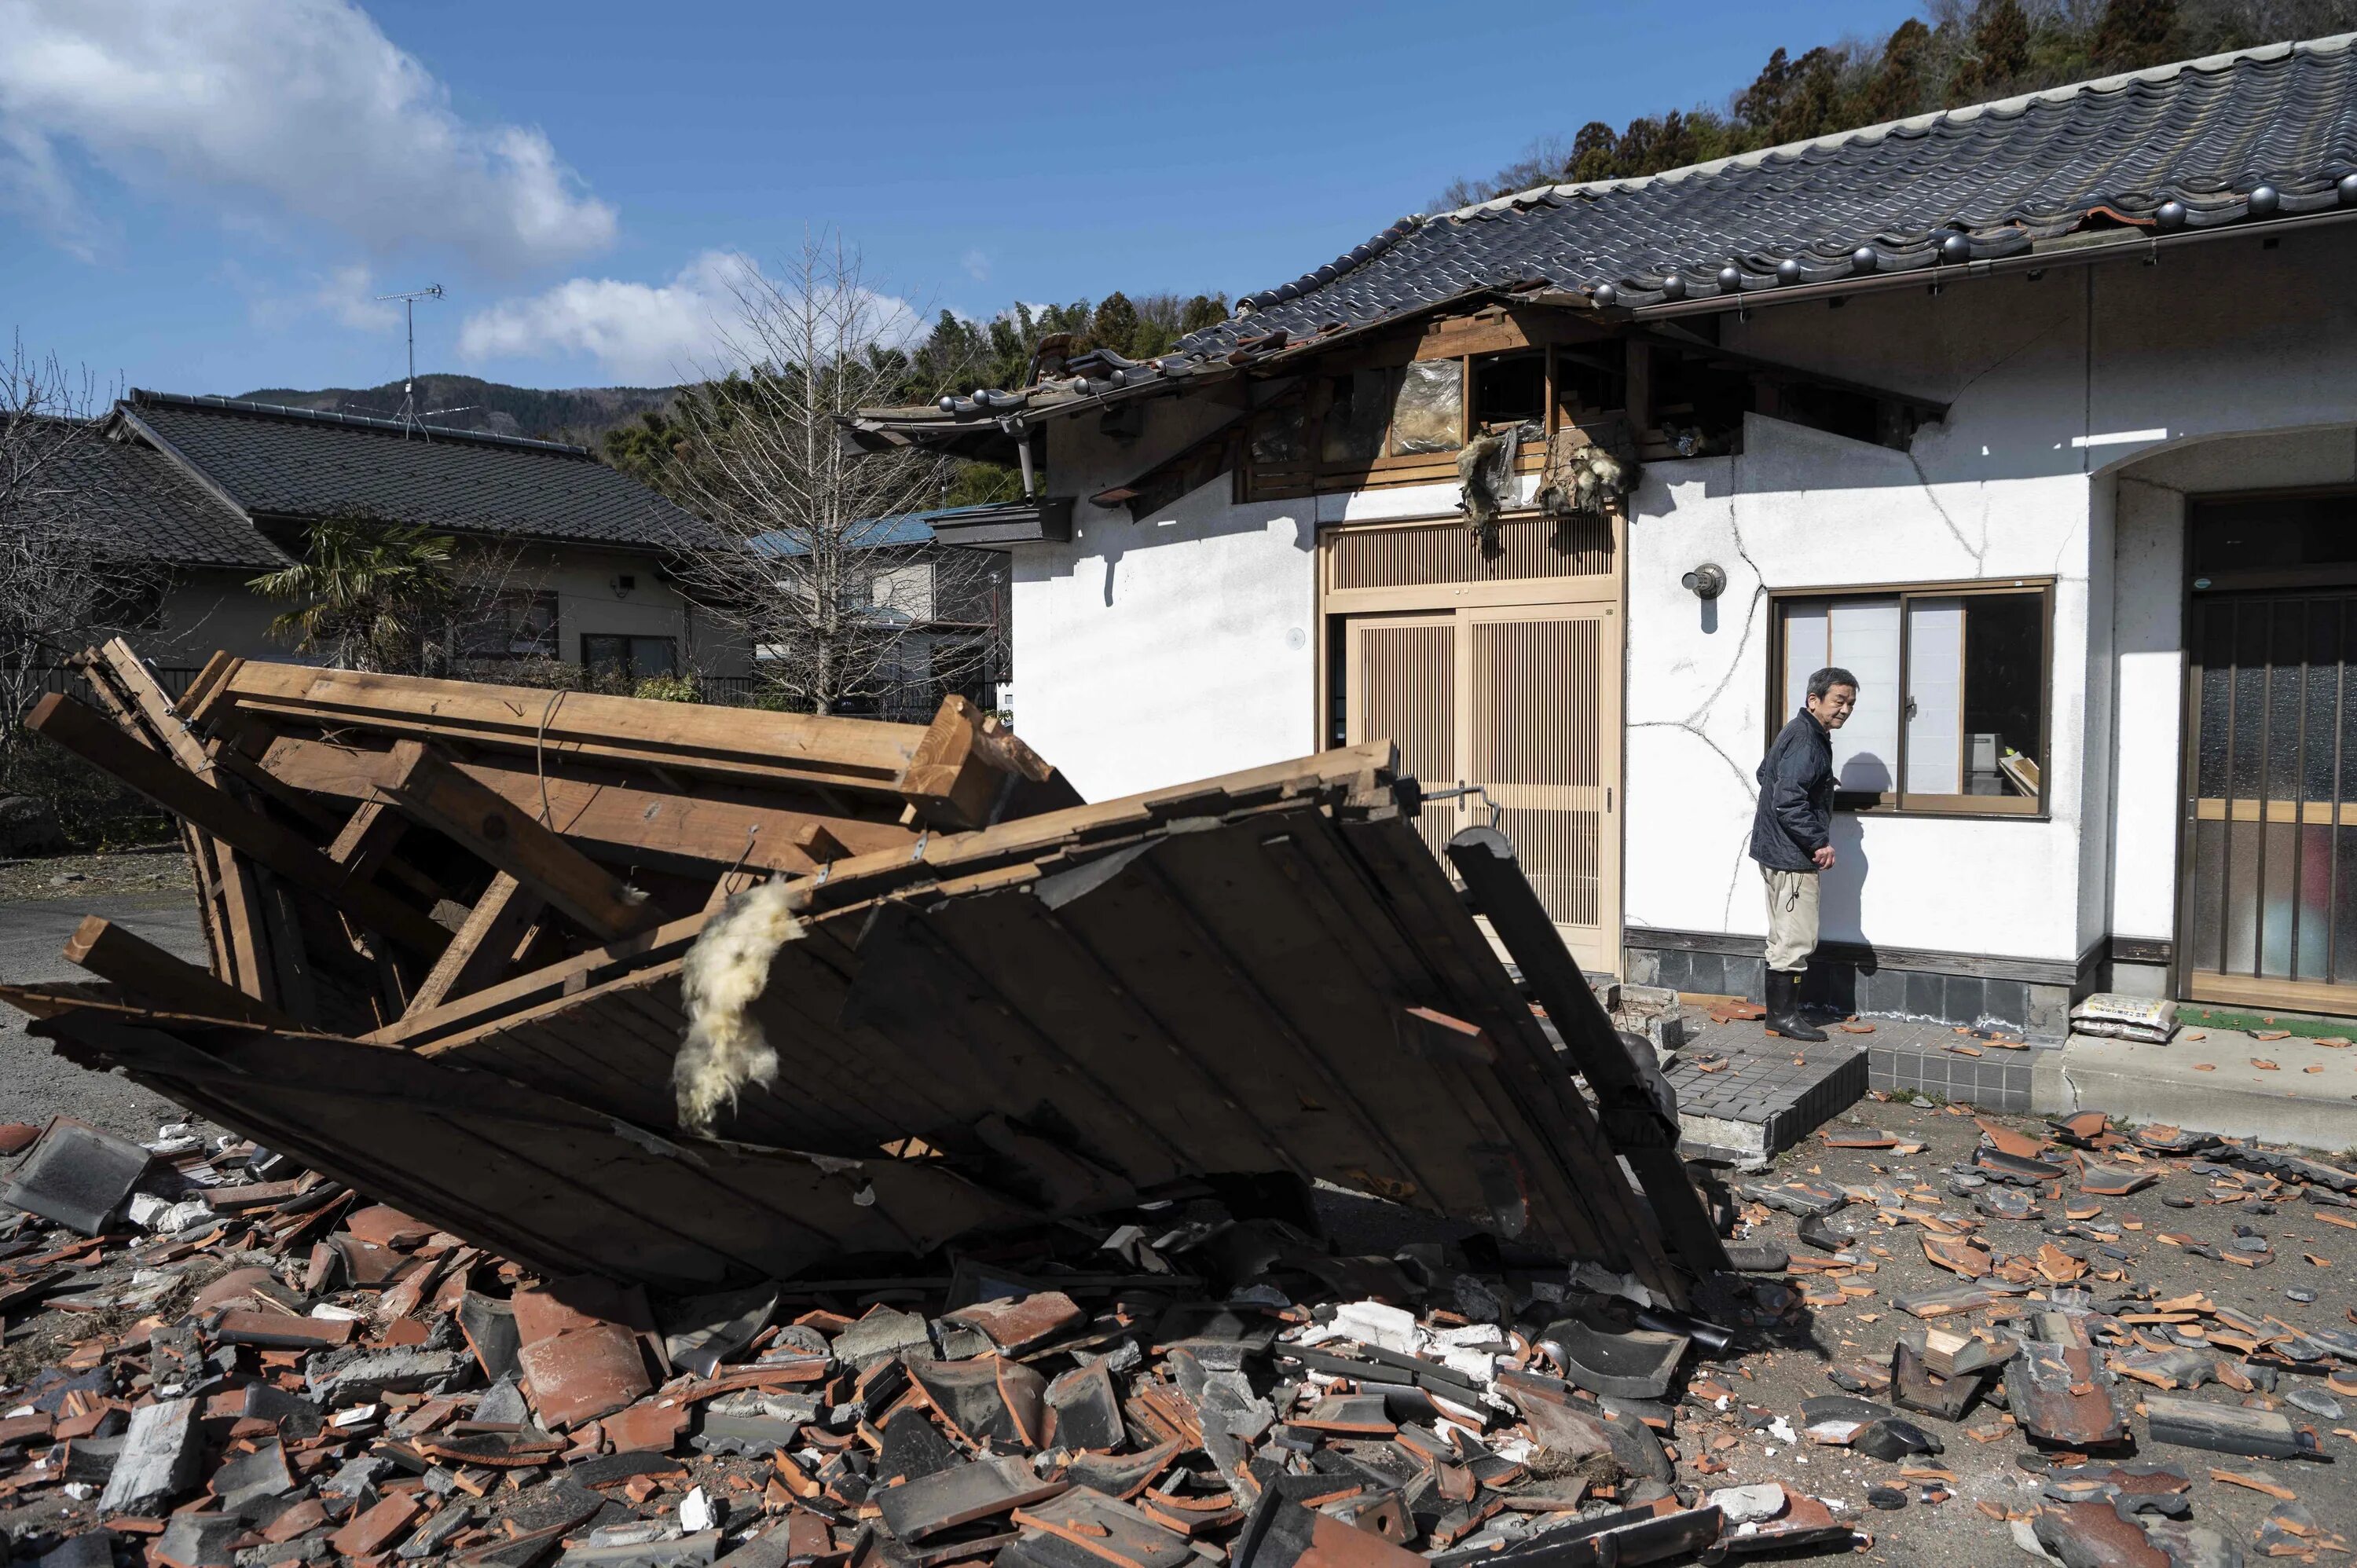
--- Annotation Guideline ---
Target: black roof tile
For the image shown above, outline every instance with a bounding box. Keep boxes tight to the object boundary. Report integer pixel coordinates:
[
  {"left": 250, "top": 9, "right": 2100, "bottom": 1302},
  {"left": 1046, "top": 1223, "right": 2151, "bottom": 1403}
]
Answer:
[
  {"left": 121, "top": 391, "right": 715, "bottom": 552},
  {"left": 1187, "top": 34, "right": 2357, "bottom": 346},
  {"left": 23, "top": 421, "right": 287, "bottom": 571}
]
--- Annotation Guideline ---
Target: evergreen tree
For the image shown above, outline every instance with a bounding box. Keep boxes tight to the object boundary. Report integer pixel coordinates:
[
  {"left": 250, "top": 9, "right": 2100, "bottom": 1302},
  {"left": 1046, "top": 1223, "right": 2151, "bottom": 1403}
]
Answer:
[
  {"left": 2093, "top": 0, "right": 2183, "bottom": 69},
  {"left": 1950, "top": 0, "right": 2033, "bottom": 102},
  {"left": 1178, "top": 295, "right": 1228, "bottom": 335},
  {"left": 1087, "top": 292, "right": 1142, "bottom": 357},
  {"left": 1864, "top": 19, "right": 1933, "bottom": 122}
]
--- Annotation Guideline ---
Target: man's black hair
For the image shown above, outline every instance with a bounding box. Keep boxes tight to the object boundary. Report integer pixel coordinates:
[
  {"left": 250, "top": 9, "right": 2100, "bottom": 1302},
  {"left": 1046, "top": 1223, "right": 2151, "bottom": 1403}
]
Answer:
[{"left": 1807, "top": 667, "right": 1859, "bottom": 702}]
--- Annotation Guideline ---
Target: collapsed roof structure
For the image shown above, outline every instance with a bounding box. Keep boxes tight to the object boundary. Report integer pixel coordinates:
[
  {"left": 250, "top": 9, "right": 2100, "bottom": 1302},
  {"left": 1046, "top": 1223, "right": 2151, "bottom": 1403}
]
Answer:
[{"left": 5, "top": 647, "right": 1730, "bottom": 1305}]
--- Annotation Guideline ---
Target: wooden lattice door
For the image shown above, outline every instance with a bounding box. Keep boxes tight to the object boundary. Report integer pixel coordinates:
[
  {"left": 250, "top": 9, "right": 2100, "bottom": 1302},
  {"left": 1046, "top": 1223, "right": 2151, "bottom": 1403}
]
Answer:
[{"left": 1345, "top": 605, "right": 1621, "bottom": 970}]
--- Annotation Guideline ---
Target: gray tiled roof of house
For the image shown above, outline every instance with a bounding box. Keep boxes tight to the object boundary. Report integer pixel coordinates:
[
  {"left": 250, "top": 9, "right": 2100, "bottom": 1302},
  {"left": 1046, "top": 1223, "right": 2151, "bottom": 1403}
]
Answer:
[
  {"left": 1186, "top": 32, "right": 2357, "bottom": 343},
  {"left": 24, "top": 420, "right": 288, "bottom": 570},
  {"left": 121, "top": 391, "right": 715, "bottom": 551}
]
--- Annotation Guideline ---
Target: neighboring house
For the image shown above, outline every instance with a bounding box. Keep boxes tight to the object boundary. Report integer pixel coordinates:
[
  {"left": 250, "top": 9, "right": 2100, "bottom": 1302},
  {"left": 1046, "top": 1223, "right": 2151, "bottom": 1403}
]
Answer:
[
  {"left": 749, "top": 506, "right": 1012, "bottom": 717},
  {"left": 89, "top": 390, "right": 736, "bottom": 681},
  {"left": 849, "top": 35, "right": 2357, "bottom": 1036}
]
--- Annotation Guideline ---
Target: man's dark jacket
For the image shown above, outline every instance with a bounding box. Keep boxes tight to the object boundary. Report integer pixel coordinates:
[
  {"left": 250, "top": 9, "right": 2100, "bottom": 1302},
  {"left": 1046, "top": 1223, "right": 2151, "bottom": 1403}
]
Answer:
[{"left": 1750, "top": 710, "right": 1835, "bottom": 871}]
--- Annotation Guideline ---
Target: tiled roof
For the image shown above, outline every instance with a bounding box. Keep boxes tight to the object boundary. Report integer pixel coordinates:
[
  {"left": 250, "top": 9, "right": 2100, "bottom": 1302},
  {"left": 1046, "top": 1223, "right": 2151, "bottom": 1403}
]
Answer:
[
  {"left": 1191, "top": 32, "right": 2357, "bottom": 341},
  {"left": 121, "top": 392, "right": 716, "bottom": 551},
  {"left": 20, "top": 420, "right": 287, "bottom": 570}
]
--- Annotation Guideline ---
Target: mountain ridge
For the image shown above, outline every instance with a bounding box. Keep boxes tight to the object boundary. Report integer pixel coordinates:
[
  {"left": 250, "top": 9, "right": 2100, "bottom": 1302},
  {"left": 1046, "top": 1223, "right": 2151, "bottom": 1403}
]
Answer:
[{"left": 229, "top": 374, "right": 677, "bottom": 446}]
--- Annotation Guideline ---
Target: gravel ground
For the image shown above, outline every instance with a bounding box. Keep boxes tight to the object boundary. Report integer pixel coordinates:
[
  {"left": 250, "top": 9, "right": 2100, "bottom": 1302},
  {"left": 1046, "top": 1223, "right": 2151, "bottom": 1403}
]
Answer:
[
  {"left": 0, "top": 878, "right": 218, "bottom": 1144},
  {"left": 1677, "top": 1097, "right": 2354, "bottom": 1568},
  {"left": 0, "top": 843, "right": 191, "bottom": 904}
]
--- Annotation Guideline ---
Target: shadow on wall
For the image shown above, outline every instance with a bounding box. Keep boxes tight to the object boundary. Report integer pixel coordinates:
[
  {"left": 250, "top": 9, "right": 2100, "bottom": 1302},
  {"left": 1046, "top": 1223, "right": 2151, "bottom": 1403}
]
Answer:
[
  {"left": 1082, "top": 499, "right": 1315, "bottom": 609},
  {"left": 1819, "top": 812, "right": 1870, "bottom": 947}
]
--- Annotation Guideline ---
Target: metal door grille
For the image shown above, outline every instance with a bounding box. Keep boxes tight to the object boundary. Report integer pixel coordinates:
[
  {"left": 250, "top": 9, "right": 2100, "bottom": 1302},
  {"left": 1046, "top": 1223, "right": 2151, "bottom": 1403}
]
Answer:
[
  {"left": 2181, "top": 592, "right": 2357, "bottom": 1001},
  {"left": 1331, "top": 515, "right": 1611, "bottom": 590},
  {"left": 1472, "top": 617, "right": 1602, "bottom": 927},
  {"left": 1357, "top": 621, "right": 1458, "bottom": 868}
]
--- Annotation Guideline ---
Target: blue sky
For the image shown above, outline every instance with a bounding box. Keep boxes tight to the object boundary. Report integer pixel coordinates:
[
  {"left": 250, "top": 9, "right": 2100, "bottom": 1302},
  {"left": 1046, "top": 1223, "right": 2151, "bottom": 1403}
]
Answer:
[{"left": 2, "top": 0, "right": 1925, "bottom": 396}]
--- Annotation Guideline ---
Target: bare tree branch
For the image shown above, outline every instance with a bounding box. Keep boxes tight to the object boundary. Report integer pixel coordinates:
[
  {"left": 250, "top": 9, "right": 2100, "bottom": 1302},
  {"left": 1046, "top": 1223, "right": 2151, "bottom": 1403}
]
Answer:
[
  {"left": 661, "top": 239, "right": 1004, "bottom": 716},
  {"left": 0, "top": 333, "right": 163, "bottom": 748}
]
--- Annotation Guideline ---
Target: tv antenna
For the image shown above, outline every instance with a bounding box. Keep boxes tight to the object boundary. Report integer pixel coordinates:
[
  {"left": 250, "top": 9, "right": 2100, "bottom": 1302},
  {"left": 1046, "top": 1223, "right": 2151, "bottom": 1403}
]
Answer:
[{"left": 374, "top": 283, "right": 444, "bottom": 434}]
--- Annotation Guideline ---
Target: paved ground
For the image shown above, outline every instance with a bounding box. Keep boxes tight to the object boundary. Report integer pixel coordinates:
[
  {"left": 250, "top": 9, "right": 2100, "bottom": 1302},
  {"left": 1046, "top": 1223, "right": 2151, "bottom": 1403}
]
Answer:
[
  {"left": 1679, "top": 1097, "right": 2355, "bottom": 1568},
  {"left": 0, "top": 885, "right": 214, "bottom": 1141}
]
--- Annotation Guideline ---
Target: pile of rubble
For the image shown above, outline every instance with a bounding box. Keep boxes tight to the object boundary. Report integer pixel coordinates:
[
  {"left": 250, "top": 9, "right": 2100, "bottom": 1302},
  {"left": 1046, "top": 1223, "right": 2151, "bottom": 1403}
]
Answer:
[
  {"left": 0, "top": 1108, "right": 1840, "bottom": 1568},
  {"left": 1715, "top": 1106, "right": 2357, "bottom": 1568}
]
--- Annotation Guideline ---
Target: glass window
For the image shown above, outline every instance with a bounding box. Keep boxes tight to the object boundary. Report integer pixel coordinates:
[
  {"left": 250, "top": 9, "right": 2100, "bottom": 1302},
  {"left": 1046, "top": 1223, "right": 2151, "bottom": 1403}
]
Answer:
[
  {"left": 1471, "top": 352, "right": 1545, "bottom": 432},
  {"left": 584, "top": 633, "right": 679, "bottom": 683},
  {"left": 1774, "top": 585, "right": 2047, "bottom": 815},
  {"left": 1320, "top": 368, "right": 1394, "bottom": 465},
  {"left": 1248, "top": 403, "right": 1307, "bottom": 467},
  {"left": 1388, "top": 359, "right": 1464, "bottom": 456},
  {"left": 459, "top": 590, "right": 559, "bottom": 660}
]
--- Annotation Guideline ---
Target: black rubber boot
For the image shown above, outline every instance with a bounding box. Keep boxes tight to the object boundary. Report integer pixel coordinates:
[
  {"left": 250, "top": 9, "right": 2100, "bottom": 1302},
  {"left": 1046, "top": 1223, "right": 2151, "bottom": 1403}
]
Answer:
[{"left": 1765, "top": 971, "right": 1827, "bottom": 1042}]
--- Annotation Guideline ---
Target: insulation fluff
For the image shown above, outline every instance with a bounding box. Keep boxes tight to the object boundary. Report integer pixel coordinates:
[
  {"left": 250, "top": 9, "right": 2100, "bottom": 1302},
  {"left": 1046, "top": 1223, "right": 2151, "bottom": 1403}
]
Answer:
[{"left": 674, "top": 878, "right": 805, "bottom": 1133}]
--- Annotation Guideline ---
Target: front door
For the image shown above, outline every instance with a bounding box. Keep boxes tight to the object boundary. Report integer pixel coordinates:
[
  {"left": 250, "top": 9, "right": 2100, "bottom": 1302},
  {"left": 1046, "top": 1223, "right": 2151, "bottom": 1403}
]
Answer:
[
  {"left": 1346, "top": 604, "right": 1622, "bottom": 969},
  {"left": 2179, "top": 589, "right": 2357, "bottom": 1010}
]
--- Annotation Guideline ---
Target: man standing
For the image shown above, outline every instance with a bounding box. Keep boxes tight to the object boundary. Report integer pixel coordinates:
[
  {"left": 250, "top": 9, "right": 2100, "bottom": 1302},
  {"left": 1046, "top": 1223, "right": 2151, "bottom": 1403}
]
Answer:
[{"left": 1750, "top": 668, "right": 1858, "bottom": 1042}]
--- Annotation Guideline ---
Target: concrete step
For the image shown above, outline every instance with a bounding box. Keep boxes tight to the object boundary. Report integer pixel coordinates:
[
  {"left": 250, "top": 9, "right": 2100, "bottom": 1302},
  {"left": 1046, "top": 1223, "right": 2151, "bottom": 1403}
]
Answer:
[{"left": 2033, "top": 1029, "right": 2357, "bottom": 1152}]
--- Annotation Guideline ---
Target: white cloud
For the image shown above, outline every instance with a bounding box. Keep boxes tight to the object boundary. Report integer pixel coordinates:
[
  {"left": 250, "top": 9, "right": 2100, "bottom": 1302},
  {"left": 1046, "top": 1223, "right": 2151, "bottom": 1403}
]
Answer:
[
  {"left": 456, "top": 250, "right": 757, "bottom": 384},
  {"left": 459, "top": 250, "right": 927, "bottom": 385},
  {"left": 962, "top": 248, "right": 991, "bottom": 282},
  {"left": 0, "top": 0, "right": 616, "bottom": 269}
]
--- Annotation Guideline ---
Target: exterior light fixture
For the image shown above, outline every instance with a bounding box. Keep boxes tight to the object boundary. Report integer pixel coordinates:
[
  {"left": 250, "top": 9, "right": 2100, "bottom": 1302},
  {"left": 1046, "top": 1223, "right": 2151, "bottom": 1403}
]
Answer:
[{"left": 1682, "top": 562, "right": 1727, "bottom": 599}]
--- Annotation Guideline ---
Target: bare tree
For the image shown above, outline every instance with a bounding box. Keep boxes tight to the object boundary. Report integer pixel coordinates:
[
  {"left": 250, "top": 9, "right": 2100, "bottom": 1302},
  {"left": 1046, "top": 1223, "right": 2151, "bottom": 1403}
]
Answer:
[
  {"left": 662, "top": 239, "right": 1006, "bottom": 716},
  {"left": 0, "top": 335, "right": 161, "bottom": 747}
]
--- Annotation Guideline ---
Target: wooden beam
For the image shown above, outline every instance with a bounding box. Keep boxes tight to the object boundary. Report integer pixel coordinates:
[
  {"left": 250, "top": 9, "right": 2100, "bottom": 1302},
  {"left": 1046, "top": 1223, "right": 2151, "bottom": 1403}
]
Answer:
[
  {"left": 64, "top": 916, "right": 300, "bottom": 1029},
  {"left": 251, "top": 735, "right": 915, "bottom": 875},
  {"left": 375, "top": 739, "right": 658, "bottom": 942},
  {"left": 326, "top": 799, "right": 409, "bottom": 888},
  {"left": 369, "top": 913, "right": 710, "bottom": 1050},
  {"left": 203, "top": 661, "right": 929, "bottom": 795},
  {"left": 898, "top": 696, "right": 1083, "bottom": 831},
  {"left": 27, "top": 694, "right": 452, "bottom": 960},
  {"left": 402, "top": 873, "right": 548, "bottom": 1017},
  {"left": 1625, "top": 339, "right": 1653, "bottom": 438}
]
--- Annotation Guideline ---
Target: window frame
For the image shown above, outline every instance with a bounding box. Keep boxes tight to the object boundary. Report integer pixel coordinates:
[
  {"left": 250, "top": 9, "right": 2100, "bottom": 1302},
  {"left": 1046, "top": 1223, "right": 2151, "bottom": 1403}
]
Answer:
[
  {"left": 1766, "top": 577, "right": 2055, "bottom": 821},
  {"left": 582, "top": 632, "right": 680, "bottom": 683}
]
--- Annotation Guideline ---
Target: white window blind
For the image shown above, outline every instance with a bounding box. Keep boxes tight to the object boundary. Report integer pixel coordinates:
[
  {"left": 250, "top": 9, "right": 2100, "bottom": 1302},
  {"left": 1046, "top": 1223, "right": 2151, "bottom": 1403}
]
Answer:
[
  {"left": 1904, "top": 597, "right": 1965, "bottom": 794},
  {"left": 1781, "top": 597, "right": 1897, "bottom": 792}
]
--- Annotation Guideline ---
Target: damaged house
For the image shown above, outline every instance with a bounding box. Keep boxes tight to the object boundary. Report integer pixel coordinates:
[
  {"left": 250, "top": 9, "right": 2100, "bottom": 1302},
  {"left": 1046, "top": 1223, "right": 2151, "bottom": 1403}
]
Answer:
[{"left": 849, "top": 34, "right": 2357, "bottom": 1040}]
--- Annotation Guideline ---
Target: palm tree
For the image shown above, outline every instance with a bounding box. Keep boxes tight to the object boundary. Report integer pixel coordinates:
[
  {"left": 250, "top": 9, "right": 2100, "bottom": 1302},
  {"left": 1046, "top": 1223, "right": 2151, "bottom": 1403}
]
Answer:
[{"left": 250, "top": 517, "right": 460, "bottom": 672}]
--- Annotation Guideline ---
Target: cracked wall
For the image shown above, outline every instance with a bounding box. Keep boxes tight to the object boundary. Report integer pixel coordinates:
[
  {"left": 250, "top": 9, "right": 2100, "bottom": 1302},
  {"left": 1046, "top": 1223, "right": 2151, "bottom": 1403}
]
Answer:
[
  {"left": 1626, "top": 229, "right": 2357, "bottom": 972},
  {"left": 1625, "top": 416, "right": 2095, "bottom": 963}
]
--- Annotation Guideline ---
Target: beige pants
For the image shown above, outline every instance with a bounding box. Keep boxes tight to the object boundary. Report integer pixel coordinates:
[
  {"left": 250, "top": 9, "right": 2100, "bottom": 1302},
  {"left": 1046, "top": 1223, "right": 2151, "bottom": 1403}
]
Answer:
[{"left": 1762, "top": 866, "right": 1820, "bottom": 973}]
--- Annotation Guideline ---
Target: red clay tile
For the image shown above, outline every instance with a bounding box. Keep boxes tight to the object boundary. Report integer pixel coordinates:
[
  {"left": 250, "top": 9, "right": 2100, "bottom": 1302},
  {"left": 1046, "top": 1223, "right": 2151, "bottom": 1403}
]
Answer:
[
  {"left": 518, "top": 1321, "right": 651, "bottom": 1429},
  {"left": 602, "top": 1400, "right": 689, "bottom": 1454},
  {"left": 329, "top": 1495, "right": 422, "bottom": 1559},
  {"left": 192, "top": 1267, "right": 278, "bottom": 1313},
  {"left": 343, "top": 1206, "right": 434, "bottom": 1250},
  {"left": 212, "top": 1310, "right": 354, "bottom": 1350}
]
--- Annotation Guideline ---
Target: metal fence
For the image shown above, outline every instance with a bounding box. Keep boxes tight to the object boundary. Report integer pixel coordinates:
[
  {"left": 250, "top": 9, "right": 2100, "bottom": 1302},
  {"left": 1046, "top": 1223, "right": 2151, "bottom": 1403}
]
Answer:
[{"left": 18, "top": 664, "right": 207, "bottom": 710}]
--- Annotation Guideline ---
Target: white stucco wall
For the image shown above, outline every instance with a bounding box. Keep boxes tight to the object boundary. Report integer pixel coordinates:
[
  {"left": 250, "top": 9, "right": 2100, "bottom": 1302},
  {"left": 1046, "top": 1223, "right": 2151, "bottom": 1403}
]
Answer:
[
  {"left": 1622, "top": 233, "right": 2357, "bottom": 967},
  {"left": 1623, "top": 416, "right": 2096, "bottom": 962},
  {"left": 1012, "top": 401, "right": 1318, "bottom": 801},
  {"left": 1002, "top": 228, "right": 2357, "bottom": 967}
]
